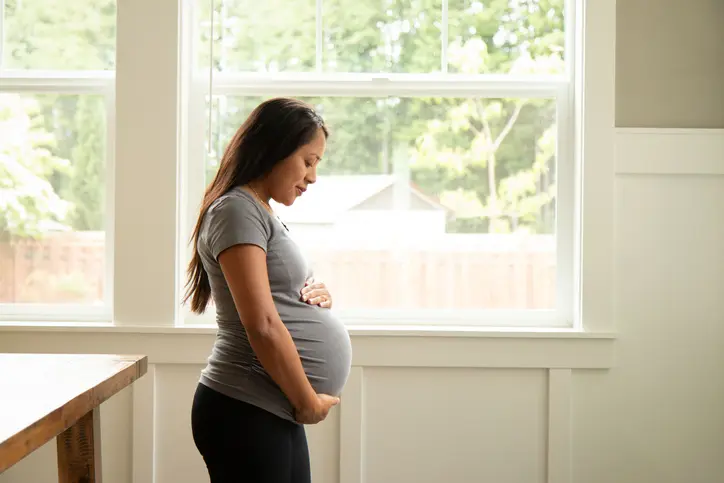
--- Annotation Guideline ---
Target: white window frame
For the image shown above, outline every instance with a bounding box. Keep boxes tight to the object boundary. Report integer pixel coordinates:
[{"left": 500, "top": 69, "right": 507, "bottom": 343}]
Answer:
[
  {"left": 181, "top": 0, "right": 580, "bottom": 329},
  {"left": 0, "top": 69, "right": 116, "bottom": 322},
  {"left": 0, "top": 0, "right": 615, "bottom": 336}
]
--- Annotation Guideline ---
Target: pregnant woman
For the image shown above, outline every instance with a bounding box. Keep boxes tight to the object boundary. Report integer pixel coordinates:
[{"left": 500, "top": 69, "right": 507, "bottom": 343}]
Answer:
[{"left": 184, "top": 98, "right": 352, "bottom": 483}]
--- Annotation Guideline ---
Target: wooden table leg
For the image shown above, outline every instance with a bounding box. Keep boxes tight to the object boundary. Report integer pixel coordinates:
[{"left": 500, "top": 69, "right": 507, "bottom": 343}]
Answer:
[{"left": 57, "top": 407, "right": 102, "bottom": 483}]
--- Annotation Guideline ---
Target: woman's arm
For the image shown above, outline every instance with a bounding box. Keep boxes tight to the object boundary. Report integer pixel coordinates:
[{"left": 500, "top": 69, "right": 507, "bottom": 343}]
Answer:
[{"left": 218, "top": 243, "right": 338, "bottom": 423}]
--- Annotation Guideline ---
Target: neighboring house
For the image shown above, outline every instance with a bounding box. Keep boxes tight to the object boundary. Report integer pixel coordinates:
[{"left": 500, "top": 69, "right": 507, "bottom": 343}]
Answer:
[{"left": 272, "top": 175, "right": 450, "bottom": 244}]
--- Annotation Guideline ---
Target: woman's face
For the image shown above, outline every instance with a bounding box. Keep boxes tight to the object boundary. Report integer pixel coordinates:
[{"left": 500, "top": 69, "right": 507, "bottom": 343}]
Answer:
[{"left": 265, "top": 128, "right": 326, "bottom": 206}]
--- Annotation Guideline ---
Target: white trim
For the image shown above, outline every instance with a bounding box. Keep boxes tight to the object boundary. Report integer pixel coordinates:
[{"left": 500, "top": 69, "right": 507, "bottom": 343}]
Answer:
[
  {"left": 0, "top": 321, "right": 616, "bottom": 338},
  {"left": 555, "top": 87, "right": 575, "bottom": 326},
  {"left": 104, "top": 88, "right": 117, "bottom": 321},
  {"left": 316, "top": 0, "right": 323, "bottom": 72},
  {"left": 613, "top": 127, "right": 724, "bottom": 135},
  {"left": 0, "top": 70, "right": 114, "bottom": 93},
  {"left": 339, "top": 367, "right": 365, "bottom": 483},
  {"left": 441, "top": 0, "right": 448, "bottom": 74},
  {"left": 576, "top": 0, "right": 616, "bottom": 332},
  {"left": 178, "top": 83, "right": 208, "bottom": 325},
  {"left": 556, "top": 0, "right": 577, "bottom": 328},
  {"left": 132, "top": 363, "right": 156, "bottom": 483},
  {"left": 0, "top": 305, "right": 109, "bottom": 322},
  {"left": 177, "top": 0, "right": 197, "bottom": 326},
  {"left": 0, "top": 0, "right": 5, "bottom": 68},
  {"left": 570, "top": 0, "right": 585, "bottom": 330},
  {"left": 113, "top": 0, "right": 181, "bottom": 327},
  {"left": 614, "top": 128, "right": 724, "bottom": 175},
  {"left": 0, "top": 325, "right": 615, "bottom": 368},
  {"left": 208, "top": 72, "right": 566, "bottom": 98},
  {"left": 564, "top": 0, "right": 576, "bottom": 80},
  {"left": 546, "top": 368, "right": 572, "bottom": 483}
]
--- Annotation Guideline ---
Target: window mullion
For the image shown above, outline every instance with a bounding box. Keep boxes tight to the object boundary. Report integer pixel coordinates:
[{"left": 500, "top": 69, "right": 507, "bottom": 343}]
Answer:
[
  {"left": 441, "top": 0, "right": 448, "bottom": 73},
  {"left": 555, "top": 85, "right": 574, "bottom": 326},
  {"left": 316, "top": 0, "right": 323, "bottom": 72},
  {"left": 0, "top": 71, "right": 114, "bottom": 94},
  {"left": 114, "top": 0, "right": 181, "bottom": 327},
  {"left": 104, "top": 87, "right": 116, "bottom": 321},
  {"left": 210, "top": 76, "right": 566, "bottom": 98},
  {"left": 0, "top": 0, "right": 5, "bottom": 69}
]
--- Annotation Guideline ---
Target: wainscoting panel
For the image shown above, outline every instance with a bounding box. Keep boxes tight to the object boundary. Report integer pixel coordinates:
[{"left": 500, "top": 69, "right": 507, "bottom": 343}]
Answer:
[
  {"left": 362, "top": 368, "right": 548, "bottom": 483},
  {"left": 6, "top": 129, "right": 723, "bottom": 483}
]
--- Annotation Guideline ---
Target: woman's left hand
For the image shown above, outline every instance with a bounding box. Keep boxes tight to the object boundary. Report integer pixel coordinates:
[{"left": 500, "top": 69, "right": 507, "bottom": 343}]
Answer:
[{"left": 301, "top": 278, "right": 332, "bottom": 309}]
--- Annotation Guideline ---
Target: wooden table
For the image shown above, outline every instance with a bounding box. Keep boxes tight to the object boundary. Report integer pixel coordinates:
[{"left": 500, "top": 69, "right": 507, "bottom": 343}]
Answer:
[{"left": 0, "top": 353, "right": 148, "bottom": 482}]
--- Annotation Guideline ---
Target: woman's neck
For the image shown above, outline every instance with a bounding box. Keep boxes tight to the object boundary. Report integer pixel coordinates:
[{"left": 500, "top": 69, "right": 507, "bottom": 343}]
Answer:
[{"left": 245, "top": 183, "right": 273, "bottom": 214}]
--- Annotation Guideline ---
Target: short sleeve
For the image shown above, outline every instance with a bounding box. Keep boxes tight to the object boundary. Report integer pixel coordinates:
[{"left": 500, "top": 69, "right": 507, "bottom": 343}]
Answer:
[{"left": 202, "top": 194, "right": 270, "bottom": 260}]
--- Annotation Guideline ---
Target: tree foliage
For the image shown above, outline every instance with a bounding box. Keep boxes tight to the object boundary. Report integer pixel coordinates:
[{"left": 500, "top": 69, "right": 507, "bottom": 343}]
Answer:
[
  {"left": 201, "top": 0, "right": 564, "bottom": 234},
  {"left": 1, "top": 0, "right": 113, "bottom": 238},
  {"left": 2, "top": 0, "right": 564, "bottom": 238},
  {"left": 0, "top": 94, "right": 70, "bottom": 240}
]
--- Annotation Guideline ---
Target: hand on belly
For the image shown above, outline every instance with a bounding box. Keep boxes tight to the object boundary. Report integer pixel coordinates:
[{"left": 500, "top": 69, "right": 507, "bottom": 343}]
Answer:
[{"left": 300, "top": 277, "right": 333, "bottom": 309}]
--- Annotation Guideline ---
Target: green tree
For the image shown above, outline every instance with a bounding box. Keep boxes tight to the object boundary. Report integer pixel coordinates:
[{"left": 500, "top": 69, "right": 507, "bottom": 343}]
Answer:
[
  {"left": 0, "top": 94, "right": 70, "bottom": 240},
  {"left": 3, "top": 0, "right": 116, "bottom": 71},
  {"left": 201, "top": 0, "right": 566, "bottom": 234},
  {"left": 64, "top": 96, "right": 107, "bottom": 230},
  {"left": 2, "top": 0, "right": 115, "bottom": 235}
]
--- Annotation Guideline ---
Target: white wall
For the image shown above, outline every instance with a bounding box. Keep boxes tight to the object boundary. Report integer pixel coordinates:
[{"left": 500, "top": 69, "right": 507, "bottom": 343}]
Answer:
[
  {"left": 2, "top": 130, "right": 722, "bottom": 483},
  {"left": 573, "top": 129, "right": 724, "bottom": 483}
]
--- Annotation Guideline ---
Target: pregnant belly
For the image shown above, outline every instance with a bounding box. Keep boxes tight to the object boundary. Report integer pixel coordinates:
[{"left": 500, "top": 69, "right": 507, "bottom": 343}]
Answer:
[{"left": 279, "top": 301, "right": 353, "bottom": 397}]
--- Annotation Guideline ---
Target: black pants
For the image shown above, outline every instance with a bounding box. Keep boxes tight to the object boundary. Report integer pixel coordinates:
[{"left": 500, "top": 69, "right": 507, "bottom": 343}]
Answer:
[{"left": 191, "top": 383, "right": 311, "bottom": 483}]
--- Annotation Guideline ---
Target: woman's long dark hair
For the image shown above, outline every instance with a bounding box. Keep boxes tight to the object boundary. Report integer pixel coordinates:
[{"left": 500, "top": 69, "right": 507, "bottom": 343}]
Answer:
[{"left": 183, "top": 97, "right": 328, "bottom": 313}]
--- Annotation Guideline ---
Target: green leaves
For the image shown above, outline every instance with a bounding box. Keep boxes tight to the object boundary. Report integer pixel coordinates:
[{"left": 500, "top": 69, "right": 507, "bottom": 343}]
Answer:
[
  {"left": 3, "top": 0, "right": 116, "bottom": 70},
  {"left": 0, "top": 94, "right": 71, "bottom": 240},
  {"left": 1, "top": 0, "right": 565, "bottom": 240}
]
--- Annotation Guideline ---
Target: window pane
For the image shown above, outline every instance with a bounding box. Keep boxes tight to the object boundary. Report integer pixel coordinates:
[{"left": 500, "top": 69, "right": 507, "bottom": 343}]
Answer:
[
  {"left": 205, "top": 96, "right": 389, "bottom": 185},
  {"left": 194, "top": 0, "right": 564, "bottom": 75},
  {"left": 0, "top": 94, "right": 107, "bottom": 305},
  {"left": 2, "top": 0, "right": 117, "bottom": 70},
  {"left": 205, "top": 95, "right": 556, "bottom": 311},
  {"left": 196, "top": 0, "right": 316, "bottom": 73},
  {"left": 323, "top": 0, "right": 443, "bottom": 73},
  {"left": 447, "top": 0, "right": 565, "bottom": 75}
]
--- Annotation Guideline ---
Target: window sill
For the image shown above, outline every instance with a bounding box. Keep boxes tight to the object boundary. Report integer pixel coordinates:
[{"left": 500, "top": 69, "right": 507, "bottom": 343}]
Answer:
[
  {"left": 0, "top": 320, "right": 613, "bottom": 337},
  {"left": 0, "top": 322, "right": 615, "bottom": 369}
]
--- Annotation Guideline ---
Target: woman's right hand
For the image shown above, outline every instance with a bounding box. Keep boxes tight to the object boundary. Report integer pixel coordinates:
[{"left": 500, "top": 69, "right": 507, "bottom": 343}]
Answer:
[{"left": 295, "top": 394, "right": 340, "bottom": 424}]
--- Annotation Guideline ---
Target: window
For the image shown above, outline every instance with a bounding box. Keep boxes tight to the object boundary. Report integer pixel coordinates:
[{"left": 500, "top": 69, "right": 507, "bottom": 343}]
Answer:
[
  {"left": 183, "top": 0, "right": 575, "bottom": 327},
  {"left": 0, "top": 0, "right": 614, "bottom": 330},
  {"left": 0, "top": 0, "right": 115, "bottom": 321}
]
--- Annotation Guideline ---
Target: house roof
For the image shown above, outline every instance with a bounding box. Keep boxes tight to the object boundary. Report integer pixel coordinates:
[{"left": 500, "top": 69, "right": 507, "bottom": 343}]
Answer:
[{"left": 272, "top": 175, "right": 447, "bottom": 224}]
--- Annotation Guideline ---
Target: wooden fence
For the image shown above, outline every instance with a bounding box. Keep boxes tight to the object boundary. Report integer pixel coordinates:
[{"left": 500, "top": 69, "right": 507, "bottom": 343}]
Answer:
[{"left": 0, "top": 232, "right": 555, "bottom": 309}]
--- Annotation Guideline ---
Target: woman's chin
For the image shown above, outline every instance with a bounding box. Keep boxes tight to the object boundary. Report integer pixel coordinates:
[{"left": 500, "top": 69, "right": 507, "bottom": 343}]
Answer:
[{"left": 276, "top": 196, "right": 296, "bottom": 207}]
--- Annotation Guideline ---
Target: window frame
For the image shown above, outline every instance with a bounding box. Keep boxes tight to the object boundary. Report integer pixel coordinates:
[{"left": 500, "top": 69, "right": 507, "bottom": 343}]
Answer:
[
  {"left": 181, "top": 0, "right": 579, "bottom": 328},
  {"left": 0, "top": 0, "right": 615, "bottom": 336},
  {"left": 0, "top": 70, "right": 116, "bottom": 322}
]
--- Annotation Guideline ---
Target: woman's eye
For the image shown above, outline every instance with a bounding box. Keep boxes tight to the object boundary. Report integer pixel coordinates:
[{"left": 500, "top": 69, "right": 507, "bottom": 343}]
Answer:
[{"left": 305, "top": 161, "right": 312, "bottom": 168}]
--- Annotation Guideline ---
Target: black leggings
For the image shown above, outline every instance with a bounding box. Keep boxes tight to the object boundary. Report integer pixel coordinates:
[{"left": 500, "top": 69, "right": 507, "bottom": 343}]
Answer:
[{"left": 191, "top": 383, "right": 311, "bottom": 483}]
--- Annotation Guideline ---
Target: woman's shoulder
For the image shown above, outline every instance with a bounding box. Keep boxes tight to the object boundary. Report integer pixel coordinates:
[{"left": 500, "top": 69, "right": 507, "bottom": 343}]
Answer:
[
  {"left": 209, "top": 187, "right": 254, "bottom": 211},
  {"left": 199, "top": 187, "right": 275, "bottom": 257},
  {"left": 205, "top": 188, "right": 270, "bottom": 223}
]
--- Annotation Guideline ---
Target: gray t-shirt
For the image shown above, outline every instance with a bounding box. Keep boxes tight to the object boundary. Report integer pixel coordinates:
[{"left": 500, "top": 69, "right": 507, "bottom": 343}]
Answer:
[{"left": 197, "top": 187, "right": 352, "bottom": 422}]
